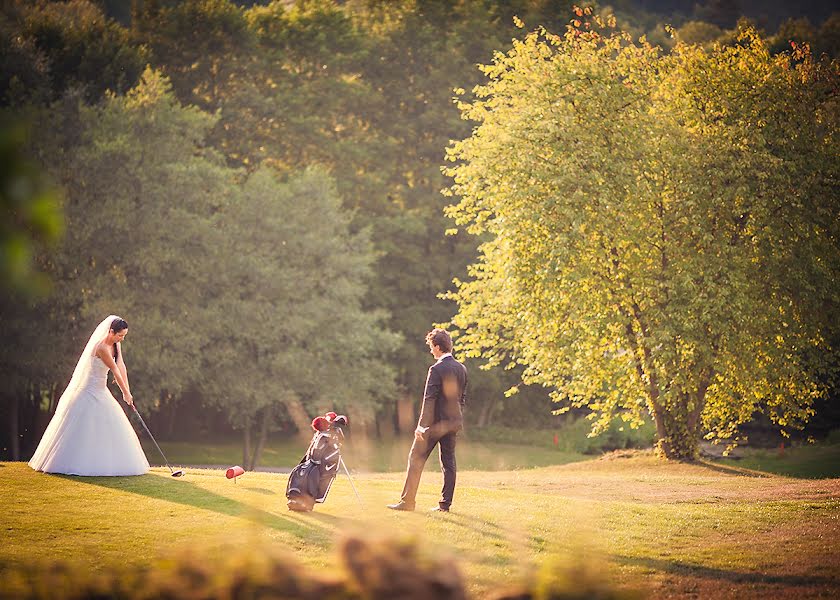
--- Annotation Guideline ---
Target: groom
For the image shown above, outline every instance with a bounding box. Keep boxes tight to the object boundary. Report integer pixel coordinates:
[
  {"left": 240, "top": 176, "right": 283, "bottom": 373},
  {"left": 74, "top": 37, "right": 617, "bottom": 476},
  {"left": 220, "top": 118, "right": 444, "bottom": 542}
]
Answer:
[{"left": 388, "top": 328, "right": 468, "bottom": 513}]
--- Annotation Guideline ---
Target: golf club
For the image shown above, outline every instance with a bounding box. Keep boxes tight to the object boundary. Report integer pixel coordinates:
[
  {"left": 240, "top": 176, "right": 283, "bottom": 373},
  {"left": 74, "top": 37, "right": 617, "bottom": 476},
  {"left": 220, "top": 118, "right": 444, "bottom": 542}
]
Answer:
[
  {"left": 131, "top": 405, "right": 184, "bottom": 477},
  {"left": 332, "top": 424, "right": 361, "bottom": 504}
]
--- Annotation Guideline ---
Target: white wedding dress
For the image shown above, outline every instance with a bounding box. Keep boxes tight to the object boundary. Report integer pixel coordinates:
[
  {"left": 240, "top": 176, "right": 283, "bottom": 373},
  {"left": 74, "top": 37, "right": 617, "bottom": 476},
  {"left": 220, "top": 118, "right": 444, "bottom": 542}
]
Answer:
[{"left": 28, "top": 316, "right": 150, "bottom": 476}]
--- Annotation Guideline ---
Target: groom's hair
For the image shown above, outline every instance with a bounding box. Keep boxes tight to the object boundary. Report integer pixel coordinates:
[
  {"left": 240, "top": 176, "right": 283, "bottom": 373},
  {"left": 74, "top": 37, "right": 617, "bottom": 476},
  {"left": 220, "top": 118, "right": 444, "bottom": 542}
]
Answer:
[{"left": 425, "top": 328, "right": 452, "bottom": 353}]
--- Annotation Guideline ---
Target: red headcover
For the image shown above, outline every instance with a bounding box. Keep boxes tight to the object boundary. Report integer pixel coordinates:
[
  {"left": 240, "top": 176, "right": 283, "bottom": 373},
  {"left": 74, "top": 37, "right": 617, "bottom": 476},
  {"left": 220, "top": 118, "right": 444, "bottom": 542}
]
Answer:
[
  {"left": 325, "top": 411, "right": 338, "bottom": 421},
  {"left": 311, "top": 416, "right": 330, "bottom": 431}
]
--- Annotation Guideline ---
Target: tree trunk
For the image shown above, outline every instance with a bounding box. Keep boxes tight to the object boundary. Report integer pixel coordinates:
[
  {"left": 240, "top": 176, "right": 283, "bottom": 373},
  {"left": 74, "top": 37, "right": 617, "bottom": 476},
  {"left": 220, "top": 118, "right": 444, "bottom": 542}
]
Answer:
[
  {"left": 351, "top": 405, "right": 375, "bottom": 439},
  {"left": 243, "top": 425, "right": 252, "bottom": 470},
  {"left": 9, "top": 394, "right": 19, "bottom": 461},
  {"left": 617, "top": 303, "right": 666, "bottom": 435},
  {"left": 249, "top": 405, "right": 273, "bottom": 470},
  {"left": 165, "top": 392, "right": 178, "bottom": 438},
  {"left": 650, "top": 394, "right": 702, "bottom": 461},
  {"left": 477, "top": 398, "right": 497, "bottom": 428},
  {"left": 396, "top": 392, "right": 415, "bottom": 434},
  {"left": 49, "top": 383, "right": 58, "bottom": 415},
  {"left": 282, "top": 393, "right": 314, "bottom": 439},
  {"left": 687, "top": 368, "right": 714, "bottom": 436},
  {"left": 378, "top": 407, "right": 395, "bottom": 440},
  {"left": 608, "top": 245, "right": 708, "bottom": 461},
  {"left": 651, "top": 410, "right": 672, "bottom": 457},
  {"left": 620, "top": 300, "right": 688, "bottom": 459}
]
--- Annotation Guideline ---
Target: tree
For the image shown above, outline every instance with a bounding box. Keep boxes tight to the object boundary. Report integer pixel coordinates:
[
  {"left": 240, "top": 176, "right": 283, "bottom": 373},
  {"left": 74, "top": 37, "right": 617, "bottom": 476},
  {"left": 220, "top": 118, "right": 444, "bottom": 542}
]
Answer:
[
  {"left": 444, "top": 15, "right": 840, "bottom": 459},
  {"left": 769, "top": 17, "right": 817, "bottom": 55},
  {"left": 676, "top": 20, "right": 725, "bottom": 46},
  {"left": 818, "top": 12, "right": 840, "bottom": 57},
  {"left": 201, "top": 166, "right": 400, "bottom": 468},
  {"left": 0, "top": 69, "right": 230, "bottom": 449},
  {"left": 2, "top": 0, "right": 149, "bottom": 104},
  {"left": 0, "top": 121, "right": 63, "bottom": 295},
  {"left": 693, "top": 0, "right": 741, "bottom": 29},
  {"left": 2, "top": 65, "right": 399, "bottom": 466},
  {"left": 133, "top": 0, "right": 561, "bottom": 431}
]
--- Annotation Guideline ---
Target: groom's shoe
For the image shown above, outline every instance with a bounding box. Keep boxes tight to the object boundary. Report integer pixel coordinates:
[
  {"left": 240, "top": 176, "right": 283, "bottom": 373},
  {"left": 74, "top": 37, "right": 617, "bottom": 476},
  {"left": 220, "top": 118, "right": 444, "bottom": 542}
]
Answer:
[
  {"left": 387, "top": 501, "right": 415, "bottom": 511},
  {"left": 430, "top": 506, "right": 450, "bottom": 513}
]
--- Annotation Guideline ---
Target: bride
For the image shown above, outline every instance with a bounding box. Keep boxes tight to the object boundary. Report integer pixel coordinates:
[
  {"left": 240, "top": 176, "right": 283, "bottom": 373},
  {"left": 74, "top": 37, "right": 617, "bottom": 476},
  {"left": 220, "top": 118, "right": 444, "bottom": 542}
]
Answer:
[{"left": 29, "top": 315, "right": 150, "bottom": 476}]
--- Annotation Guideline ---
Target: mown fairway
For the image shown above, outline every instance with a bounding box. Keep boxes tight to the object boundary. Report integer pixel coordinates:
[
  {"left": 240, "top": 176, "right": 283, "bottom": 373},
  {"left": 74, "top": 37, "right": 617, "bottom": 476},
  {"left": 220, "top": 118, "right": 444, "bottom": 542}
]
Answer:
[{"left": 3, "top": 453, "right": 839, "bottom": 599}]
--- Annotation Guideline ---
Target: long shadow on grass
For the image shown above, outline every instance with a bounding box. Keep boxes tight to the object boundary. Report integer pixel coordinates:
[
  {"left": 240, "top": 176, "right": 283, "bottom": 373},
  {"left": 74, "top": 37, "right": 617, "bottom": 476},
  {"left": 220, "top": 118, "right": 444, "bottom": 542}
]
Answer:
[
  {"left": 708, "top": 456, "right": 840, "bottom": 480},
  {"left": 241, "top": 487, "right": 275, "bottom": 495},
  {"left": 696, "top": 461, "right": 770, "bottom": 478},
  {"left": 614, "top": 555, "right": 838, "bottom": 586},
  {"left": 58, "top": 473, "right": 342, "bottom": 547},
  {"left": 439, "top": 511, "right": 508, "bottom": 542}
]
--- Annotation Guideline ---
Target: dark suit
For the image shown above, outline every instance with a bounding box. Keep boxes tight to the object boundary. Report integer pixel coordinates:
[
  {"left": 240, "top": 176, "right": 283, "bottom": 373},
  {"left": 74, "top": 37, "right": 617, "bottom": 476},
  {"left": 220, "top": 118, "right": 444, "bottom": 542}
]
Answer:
[{"left": 400, "top": 354, "right": 468, "bottom": 509}]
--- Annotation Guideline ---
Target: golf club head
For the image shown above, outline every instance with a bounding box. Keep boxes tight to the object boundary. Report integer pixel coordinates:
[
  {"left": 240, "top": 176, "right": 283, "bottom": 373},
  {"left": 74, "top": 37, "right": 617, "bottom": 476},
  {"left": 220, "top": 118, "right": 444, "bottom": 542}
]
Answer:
[{"left": 171, "top": 470, "right": 184, "bottom": 477}]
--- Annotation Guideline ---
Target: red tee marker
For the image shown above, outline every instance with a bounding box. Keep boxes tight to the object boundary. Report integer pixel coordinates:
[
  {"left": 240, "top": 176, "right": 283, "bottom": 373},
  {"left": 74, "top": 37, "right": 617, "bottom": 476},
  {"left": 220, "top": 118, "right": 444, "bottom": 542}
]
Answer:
[{"left": 226, "top": 465, "right": 245, "bottom": 482}]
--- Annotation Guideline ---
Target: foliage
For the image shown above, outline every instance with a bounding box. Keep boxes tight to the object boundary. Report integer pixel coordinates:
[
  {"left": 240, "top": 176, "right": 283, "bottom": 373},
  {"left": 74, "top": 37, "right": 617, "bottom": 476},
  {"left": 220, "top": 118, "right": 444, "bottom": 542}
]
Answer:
[
  {"left": 1, "top": 68, "right": 396, "bottom": 465},
  {"left": 0, "top": 121, "right": 62, "bottom": 294},
  {"left": 2, "top": 0, "right": 840, "bottom": 454},
  {"left": 676, "top": 20, "right": 725, "bottom": 46},
  {"left": 201, "top": 165, "right": 400, "bottom": 452},
  {"left": 463, "top": 419, "right": 656, "bottom": 455},
  {"left": 0, "top": 0, "right": 149, "bottom": 105},
  {"left": 769, "top": 15, "right": 840, "bottom": 57},
  {"left": 129, "top": 0, "right": 569, "bottom": 425},
  {"left": 444, "top": 14, "right": 840, "bottom": 459}
]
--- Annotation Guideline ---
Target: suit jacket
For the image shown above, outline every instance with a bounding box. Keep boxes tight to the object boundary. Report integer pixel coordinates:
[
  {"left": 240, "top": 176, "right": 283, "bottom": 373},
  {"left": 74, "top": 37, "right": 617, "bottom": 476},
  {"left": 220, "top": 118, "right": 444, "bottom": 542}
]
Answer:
[{"left": 418, "top": 355, "right": 468, "bottom": 437}]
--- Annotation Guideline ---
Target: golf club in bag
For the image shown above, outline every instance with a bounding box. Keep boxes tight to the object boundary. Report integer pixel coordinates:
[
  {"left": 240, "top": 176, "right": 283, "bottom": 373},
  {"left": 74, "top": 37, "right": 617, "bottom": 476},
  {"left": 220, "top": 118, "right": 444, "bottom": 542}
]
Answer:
[
  {"left": 286, "top": 412, "right": 359, "bottom": 511},
  {"left": 131, "top": 405, "right": 184, "bottom": 477}
]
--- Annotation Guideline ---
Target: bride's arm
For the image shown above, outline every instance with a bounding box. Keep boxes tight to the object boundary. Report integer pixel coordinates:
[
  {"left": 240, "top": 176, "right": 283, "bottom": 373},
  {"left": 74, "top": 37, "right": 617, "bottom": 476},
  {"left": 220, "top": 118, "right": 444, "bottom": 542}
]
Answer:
[
  {"left": 116, "top": 342, "right": 130, "bottom": 392},
  {"left": 96, "top": 344, "right": 133, "bottom": 406}
]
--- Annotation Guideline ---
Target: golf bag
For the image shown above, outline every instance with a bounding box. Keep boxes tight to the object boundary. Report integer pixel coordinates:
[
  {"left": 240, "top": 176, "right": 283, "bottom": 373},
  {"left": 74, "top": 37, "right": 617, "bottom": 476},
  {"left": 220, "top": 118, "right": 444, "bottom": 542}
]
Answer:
[{"left": 286, "top": 416, "right": 346, "bottom": 511}]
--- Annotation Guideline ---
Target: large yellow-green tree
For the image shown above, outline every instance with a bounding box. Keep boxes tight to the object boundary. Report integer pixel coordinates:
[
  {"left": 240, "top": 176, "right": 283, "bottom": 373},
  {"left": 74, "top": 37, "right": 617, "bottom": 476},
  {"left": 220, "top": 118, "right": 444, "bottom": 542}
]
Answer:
[{"left": 444, "top": 14, "right": 840, "bottom": 459}]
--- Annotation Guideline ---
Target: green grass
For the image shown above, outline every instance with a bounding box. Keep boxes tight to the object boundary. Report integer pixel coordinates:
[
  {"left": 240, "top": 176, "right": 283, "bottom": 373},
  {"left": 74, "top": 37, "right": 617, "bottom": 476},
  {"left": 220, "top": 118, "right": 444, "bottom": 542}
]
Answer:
[
  {"left": 141, "top": 434, "right": 591, "bottom": 472},
  {"left": 3, "top": 450, "right": 839, "bottom": 599},
  {"left": 715, "top": 442, "right": 840, "bottom": 479},
  {"left": 140, "top": 418, "right": 657, "bottom": 473}
]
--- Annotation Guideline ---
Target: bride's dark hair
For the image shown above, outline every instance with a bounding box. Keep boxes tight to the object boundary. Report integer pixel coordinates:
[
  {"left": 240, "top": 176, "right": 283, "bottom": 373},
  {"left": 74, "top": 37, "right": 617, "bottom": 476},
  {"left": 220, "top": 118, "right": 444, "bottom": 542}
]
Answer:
[{"left": 110, "top": 318, "right": 128, "bottom": 360}]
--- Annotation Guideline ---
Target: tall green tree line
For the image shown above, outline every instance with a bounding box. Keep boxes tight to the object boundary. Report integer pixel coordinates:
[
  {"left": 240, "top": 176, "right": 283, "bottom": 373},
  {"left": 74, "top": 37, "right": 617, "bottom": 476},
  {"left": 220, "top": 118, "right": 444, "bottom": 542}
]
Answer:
[
  {"left": 128, "top": 0, "right": 571, "bottom": 425},
  {"left": 0, "top": 1, "right": 568, "bottom": 460},
  {"left": 2, "top": 0, "right": 838, "bottom": 462},
  {"left": 1, "top": 67, "right": 397, "bottom": 466}
]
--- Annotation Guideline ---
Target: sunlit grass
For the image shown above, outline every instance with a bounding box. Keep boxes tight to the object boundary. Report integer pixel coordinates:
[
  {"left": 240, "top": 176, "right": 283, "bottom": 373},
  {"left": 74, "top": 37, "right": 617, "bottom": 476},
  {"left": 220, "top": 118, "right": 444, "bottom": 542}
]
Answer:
[
  {"left": 3, "top": 450, "right": 839, "bottom": 598},
  {"left": 141, "top": 434, "right": 591, "bottom": 472},
  {"left": 715, "top": 443, "right": 840, "bottom": 479}
]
